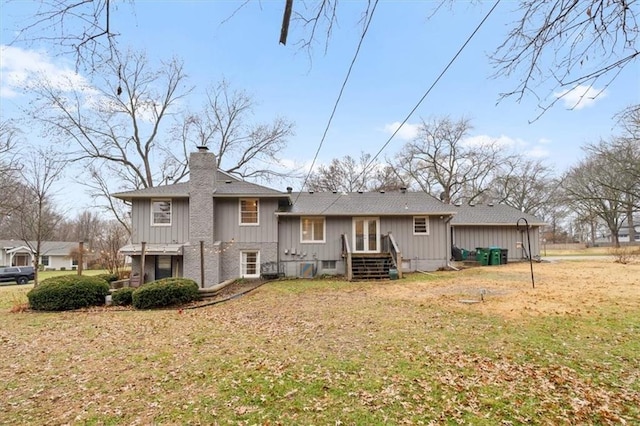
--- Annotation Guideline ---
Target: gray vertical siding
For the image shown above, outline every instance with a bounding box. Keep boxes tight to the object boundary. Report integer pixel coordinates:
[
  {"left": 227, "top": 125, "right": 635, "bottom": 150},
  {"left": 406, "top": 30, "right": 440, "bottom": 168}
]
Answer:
[
  {"left": 277, "top": 215, "right": 451, "bottom": 275},
  {"left": 131, "top": 198, "right": 190, "bottom": 244},
  {"left": 214, "top": 198, "right": 280, "bottom": 243},
  {"left": 452, "top": 225, "right": 541, "bottom": 260},
  {"left": 381, "top": 216, "right": 449, "bottom": 264}
]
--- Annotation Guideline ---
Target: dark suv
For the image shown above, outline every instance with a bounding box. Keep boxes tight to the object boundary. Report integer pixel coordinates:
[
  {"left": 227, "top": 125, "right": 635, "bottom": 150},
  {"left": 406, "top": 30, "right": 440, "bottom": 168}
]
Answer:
[{"left": 0, "top": 266, "right": 35, "bottom": 285}]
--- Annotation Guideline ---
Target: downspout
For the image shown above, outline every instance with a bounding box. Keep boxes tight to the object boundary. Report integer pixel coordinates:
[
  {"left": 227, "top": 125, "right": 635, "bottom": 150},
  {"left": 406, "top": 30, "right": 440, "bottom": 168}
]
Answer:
[
  {"left": 276, "top": 214, "right": 281, "bottom": 278},
  {"left": 444, "top": 215, "right": 455, "bottom": 270}
]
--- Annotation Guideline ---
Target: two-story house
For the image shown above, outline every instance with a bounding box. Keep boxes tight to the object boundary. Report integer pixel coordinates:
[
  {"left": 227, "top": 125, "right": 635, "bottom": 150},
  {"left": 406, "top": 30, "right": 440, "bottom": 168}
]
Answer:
[{"left": 115, "top": 147, "right": 543, "bottom": 287}]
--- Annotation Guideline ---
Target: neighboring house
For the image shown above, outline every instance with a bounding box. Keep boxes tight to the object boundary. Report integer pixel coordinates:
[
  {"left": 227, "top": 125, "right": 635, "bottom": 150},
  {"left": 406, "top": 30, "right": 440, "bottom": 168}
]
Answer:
[
  {"left": 114, "top": 147, "right": 545, "bottom": 287},
  {"left": 615, "top": 216, "right": 640, "bottom": 243},
  {"left": 450, "top": 204, "right": 544, "bottom": 260},
  {"left": 0, "top": 240, "right": 84, "bottom": 270}
]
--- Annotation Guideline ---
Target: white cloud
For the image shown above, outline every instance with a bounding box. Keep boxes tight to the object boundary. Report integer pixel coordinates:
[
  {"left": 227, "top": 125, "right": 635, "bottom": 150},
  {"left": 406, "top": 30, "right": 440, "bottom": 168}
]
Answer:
[
  {"left": 0, "top": 45, "right": 92, "bottom": 97},
  {"left": 524, "top": 146, "right": 550, "bottom": 158},
  {"left": 462, "top": 134, "right": 526, "bottom": 149},
  {"left": 538, "top": 137, "right": 552, "bottom": 145},
  {"left": 383, "top": 121, "right": 420, "bottom": 140},
  {"left": 554, "top": 84, "right": 607, "bottom": 110}
]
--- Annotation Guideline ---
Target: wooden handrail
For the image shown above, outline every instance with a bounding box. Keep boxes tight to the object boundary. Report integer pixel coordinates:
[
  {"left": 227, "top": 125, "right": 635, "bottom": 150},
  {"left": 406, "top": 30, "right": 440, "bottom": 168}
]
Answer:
[
  {"left": 341, "top": 234, "right": 353, "bottom": 281},
  {"left": 387, "top": 232, "right": 403, "bottom": 279}
]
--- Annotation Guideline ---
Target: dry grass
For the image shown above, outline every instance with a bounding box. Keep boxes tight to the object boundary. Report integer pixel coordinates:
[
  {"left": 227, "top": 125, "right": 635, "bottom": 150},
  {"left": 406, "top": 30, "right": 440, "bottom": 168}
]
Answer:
[{"left": 0, "top": 260, "right": 639, "bottom": 424}]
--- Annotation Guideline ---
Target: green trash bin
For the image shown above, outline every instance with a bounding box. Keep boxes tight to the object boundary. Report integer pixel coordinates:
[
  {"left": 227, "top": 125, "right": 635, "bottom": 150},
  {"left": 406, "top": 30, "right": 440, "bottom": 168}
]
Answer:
[
  {"left": 476, "top": 247, "right": 489, "bottom": 266},
  {"left": 389, "top": 268, "right": 399, "bottom": 280},
  {"left": 489, "top": 247, "right": 501, "bottom": 265},
  {"left": 461, "top": 249, "right": 469, "bottom": 260}
]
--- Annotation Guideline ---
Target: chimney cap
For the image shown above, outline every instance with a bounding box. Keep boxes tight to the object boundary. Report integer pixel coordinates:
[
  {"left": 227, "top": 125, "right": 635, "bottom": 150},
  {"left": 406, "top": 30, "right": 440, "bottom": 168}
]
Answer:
[
  {"left": 286, "top": 186, "right": 293, "bottom": 193},
  {"left": 400, "top": 186, "right": 407, "bottom": 193},
  {"left": 196, "top": 145, "right": 209, "bottom": 152}
]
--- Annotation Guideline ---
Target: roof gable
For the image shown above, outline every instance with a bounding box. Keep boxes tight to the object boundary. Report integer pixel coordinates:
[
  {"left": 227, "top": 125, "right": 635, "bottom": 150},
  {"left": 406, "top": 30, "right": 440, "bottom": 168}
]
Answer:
[{"left": 112, "top": 172, "right": 287, "bottom": 201}]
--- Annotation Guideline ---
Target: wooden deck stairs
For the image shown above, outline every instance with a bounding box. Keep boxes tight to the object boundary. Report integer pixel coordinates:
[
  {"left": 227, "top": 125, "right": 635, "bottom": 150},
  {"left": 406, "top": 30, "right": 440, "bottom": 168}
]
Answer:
[{"left": 351, "top": 253, "right": 394, "bottom": 280}]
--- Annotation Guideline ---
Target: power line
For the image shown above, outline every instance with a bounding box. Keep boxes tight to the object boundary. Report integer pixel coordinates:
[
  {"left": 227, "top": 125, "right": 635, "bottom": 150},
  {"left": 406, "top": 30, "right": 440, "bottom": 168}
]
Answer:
[
  {"left": 292, "top": 0, "right": 380, "bottom": 206},
  {"left": 359, "top": 0, "right": 502, "bottom": 189},
  {"left": 319, "top": 0, "right": 502, "bottom": 214}
]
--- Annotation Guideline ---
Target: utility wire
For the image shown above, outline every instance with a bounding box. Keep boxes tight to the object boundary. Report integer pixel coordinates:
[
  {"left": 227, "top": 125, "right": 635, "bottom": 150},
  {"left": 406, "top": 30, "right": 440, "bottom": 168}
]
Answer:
[
  {"left": 318, "top": 0, "right": 502, "bottom": 215},
  {"left": 292, "top": 0, "right": 380, "bottom": 206}
]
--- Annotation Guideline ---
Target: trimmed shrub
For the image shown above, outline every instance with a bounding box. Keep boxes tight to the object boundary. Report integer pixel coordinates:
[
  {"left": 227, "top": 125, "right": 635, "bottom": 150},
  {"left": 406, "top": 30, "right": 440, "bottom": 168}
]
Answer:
[
  {"left": 111, "top": 287, "right": 135, "bottom": 306},
  {"left": 96, "top": 273, "right": 119, "bottom": 283},
  {"left": 28, "top": 275, "right": 110, "bottom": 311},
  {"left": 132, "top": 278, "right": 199, "bottom": 309}
]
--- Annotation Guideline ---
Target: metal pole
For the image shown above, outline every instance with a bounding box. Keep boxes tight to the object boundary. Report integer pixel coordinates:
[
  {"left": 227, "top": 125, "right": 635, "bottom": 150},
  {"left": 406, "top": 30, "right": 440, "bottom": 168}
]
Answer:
[
  {"left": 517, "top": 218, "right": 535, "bottom": 289},
  {"left": 78, "top": 241, "right": 84, "bottom": 276},
  {"left": 140, "top": 241, "right": 146, "bottom": 285}
]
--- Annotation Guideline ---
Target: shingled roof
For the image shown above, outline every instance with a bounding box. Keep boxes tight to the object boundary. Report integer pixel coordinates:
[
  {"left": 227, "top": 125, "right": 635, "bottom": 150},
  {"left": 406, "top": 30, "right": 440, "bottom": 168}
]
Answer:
[
  {"left": 112, "top": 172, "right": 286, "bottom": 201},
  {"left": 450, "top": 204, "right": 545, "bottom": 226},
  {"left": 278, "top": 191, "right": 458, "bottom": 216}
]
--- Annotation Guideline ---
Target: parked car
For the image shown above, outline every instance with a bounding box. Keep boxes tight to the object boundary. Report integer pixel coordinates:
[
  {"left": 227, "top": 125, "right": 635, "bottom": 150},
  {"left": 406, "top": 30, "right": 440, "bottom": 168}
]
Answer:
[{"left": 0, "top": 266, "right": 35, "bottom": 285}]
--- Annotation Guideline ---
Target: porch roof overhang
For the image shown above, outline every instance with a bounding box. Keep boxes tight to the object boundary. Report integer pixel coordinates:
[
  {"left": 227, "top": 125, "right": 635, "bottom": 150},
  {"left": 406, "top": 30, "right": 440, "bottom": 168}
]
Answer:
[
  {"left": 119, "top": 244, "right": 185, "bottom": 256},
  {"left": 5, "top": 245, "right": 35, "bottom": 254}
]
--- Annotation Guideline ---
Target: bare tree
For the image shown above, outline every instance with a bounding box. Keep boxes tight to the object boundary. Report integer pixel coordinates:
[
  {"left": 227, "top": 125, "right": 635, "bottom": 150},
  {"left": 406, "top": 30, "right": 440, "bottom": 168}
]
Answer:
[
  {"left": 306, "top": 151, "right": 402, "bottom": 192},
  {"left": 8, "top": 0, "right": 125, "bottom": 72},
  {"left": 9, "top": 148, "right": 66, "bottom": 285},
  {"left": 492, "top": 1, "right": 639, "bottom": 113},
  {"left": 9, "top": 1, "right": 636, "bottom": 114},
  {"left": 0, "top": 121, "right": 22, "bottom": 219},
  {"left": 563, "top": 154, "right": 628, "bottom": 247},
  {"left": 28, "top": 50, "right": 191, "bottom": 232},
  {"left": 490, "top": 157, "right": 558, "bottom": 216},
  {"left": 394, "top": 116, "right": 509, "bottom": 204},
  {"left": 96, "top": 220, "right": 128, "bottom": 275},
  {"left": 181, "top": 80, "right": 295, "bottom": 182}
]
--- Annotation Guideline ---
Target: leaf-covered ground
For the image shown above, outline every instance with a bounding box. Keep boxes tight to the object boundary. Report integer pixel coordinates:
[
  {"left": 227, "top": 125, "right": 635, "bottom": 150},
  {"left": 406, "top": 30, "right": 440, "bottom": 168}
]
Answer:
[{"left": 1, "top": 260, "right": 638, "bottom": 425}]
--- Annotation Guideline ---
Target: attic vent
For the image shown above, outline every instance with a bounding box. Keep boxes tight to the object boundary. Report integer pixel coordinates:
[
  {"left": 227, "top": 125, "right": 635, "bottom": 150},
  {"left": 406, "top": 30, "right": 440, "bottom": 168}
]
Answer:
[
  {"left": 308, "top": 190, "right": 314, "bottom": 194},
  {"left": 286, "top": 186, "right": 293, "bottom": 193},
  {"left": 357, "top": 190, "right": 363, "bottom": 194},
  {"left": 488, "top": 202, "right": 494, "bottom": 207},
  {"left": 225, "top": 180, "right": 232, "bottom": 184},
  {"left": 400, "top": 186, "right": 407, "bottom": 193},
  {"left": 332, "top": 190, "right": 337, "bottom": 194},
  {"left": 379, "top": 190, "right": 385, "bottom": 193}
]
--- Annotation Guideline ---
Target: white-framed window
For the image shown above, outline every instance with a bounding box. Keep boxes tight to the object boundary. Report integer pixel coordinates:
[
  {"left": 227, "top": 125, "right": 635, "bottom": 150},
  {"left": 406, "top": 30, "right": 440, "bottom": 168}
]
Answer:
[
  {"left": 151, "top": 199, "right": 172, "bottom": 226},
  {"left": 413, "top": 216, "right": 430, "bottom": 235},
  {"left": 240, "top": 250, "right": 260, "bottom": 278},
  {"left": 40, "top": 255, "right": 50, "bottom": 267},
  {"left": 301, "top": 217, "right": 325, "bottom": 243},
  {"left": 71, "top": 257, "right": 78, "bottom": 267},
  {"left": 239, "top": 199, "right": 259, "bottom": 225}
]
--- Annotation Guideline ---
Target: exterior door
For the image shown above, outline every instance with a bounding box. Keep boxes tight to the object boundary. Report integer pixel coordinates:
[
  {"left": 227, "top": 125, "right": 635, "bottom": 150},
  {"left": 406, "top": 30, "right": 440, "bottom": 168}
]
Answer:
[
  {"left": 155, "top": 255, "right": 173, "bottom": 280},
  {"left": 353, "top": 217, "right": 380, "bottom": 253}
]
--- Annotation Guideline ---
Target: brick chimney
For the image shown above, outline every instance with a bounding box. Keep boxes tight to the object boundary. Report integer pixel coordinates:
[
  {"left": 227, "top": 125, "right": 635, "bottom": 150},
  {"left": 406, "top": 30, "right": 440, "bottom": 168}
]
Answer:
[{"left": 185, "top": 146, "right": 218, "bottom": 286}]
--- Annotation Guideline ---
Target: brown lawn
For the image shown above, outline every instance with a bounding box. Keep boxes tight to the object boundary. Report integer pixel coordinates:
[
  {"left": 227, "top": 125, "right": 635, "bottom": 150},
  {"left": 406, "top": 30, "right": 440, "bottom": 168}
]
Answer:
[{"left": 0, "top": 259, "right": 638, "bottom": 425}]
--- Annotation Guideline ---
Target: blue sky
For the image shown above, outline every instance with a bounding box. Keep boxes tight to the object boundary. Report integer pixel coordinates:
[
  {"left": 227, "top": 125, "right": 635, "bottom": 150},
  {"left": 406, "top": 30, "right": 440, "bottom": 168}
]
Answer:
[{"left": 1, "top": 1, "right": 639, "bottom": 213}]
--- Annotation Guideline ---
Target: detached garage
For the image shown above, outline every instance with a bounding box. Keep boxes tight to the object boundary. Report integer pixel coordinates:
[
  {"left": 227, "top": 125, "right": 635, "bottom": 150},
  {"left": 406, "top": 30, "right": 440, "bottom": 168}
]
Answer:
[{"left": 450, "top": 204, "right": 545, "bottom": 262}]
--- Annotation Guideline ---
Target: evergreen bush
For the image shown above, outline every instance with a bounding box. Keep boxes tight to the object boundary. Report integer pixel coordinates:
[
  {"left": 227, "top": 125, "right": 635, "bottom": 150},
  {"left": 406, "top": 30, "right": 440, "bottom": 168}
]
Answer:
[
  {"left": 96, "top": 273, "right": 119, "bottom": 284},
  {"left": 111, "top": 287, "right": 135, "bottom": 306},
  {"left": 28, "top": 275, "right": 110, "bottom": 311},
  {"left": 132, "top": 278, "right": 199, "bottom": 309}
]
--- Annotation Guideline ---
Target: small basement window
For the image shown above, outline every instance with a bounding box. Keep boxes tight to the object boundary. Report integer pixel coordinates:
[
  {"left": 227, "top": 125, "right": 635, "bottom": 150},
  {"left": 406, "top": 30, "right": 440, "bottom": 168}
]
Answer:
[{"left": 322, "top": 260, "right": 336, "bottom": 270}]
